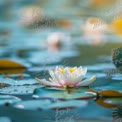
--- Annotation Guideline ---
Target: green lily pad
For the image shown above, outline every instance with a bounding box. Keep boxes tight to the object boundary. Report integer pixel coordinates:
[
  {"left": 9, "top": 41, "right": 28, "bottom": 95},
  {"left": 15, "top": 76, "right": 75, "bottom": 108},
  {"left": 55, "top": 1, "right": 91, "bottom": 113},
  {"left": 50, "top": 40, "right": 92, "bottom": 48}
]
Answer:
[
  {"left": 0, "top": 95, "right": 21, "bottom": 106},
  {"left": 104, "top": 98, "right": 122, "bottom": 105},
  {"left": 0, "top": 85, "right": 42, "bottom": 95},
  {"left": 33, "top": 87, "right": 96, "bottom": 100},
  {"left": 13, "top": 99, "right": 52, "bottom": 111},
  {"left": 0, "top": 77, "right": 39, "bottom": 86}
]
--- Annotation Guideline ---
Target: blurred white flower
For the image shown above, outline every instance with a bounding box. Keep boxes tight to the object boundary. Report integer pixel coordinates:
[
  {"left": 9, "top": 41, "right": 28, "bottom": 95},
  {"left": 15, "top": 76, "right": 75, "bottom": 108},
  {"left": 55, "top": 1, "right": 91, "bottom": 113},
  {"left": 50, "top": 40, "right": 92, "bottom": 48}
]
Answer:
[
  {"left": 36, "top": 66, "right": 96, "bottom": 88},
  {"left": 47, "top": 32, "right": 71, "bottom": 51},
  {"left": 19, "top": 6, "right": 43, "bottom": 26},
  {"left": 82, "top": 17, "right": 107, "bottom": 45}
]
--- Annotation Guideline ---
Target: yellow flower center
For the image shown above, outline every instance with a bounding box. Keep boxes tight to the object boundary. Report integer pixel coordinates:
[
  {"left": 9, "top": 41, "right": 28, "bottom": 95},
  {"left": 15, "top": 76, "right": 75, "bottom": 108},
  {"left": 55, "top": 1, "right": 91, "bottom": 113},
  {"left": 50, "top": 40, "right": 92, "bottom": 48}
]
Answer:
[{"left": 60, "top": 68, "right": 75, "bottom": 73}]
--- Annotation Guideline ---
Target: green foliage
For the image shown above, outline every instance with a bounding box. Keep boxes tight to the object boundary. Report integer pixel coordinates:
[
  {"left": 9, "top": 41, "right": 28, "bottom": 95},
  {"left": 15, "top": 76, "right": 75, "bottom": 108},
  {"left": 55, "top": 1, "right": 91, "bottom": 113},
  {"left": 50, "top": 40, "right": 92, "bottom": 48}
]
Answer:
[{"left": 112, "top": 47, "right": 122, "bottom": 72}]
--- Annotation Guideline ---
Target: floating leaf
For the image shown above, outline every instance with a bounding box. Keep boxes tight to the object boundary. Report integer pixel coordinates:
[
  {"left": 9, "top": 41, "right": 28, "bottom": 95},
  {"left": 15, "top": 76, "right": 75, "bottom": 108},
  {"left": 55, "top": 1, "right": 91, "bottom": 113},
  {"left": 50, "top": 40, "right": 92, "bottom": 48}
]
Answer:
[
  {"left": 0, "top": 60, "right": 26, "bottom": 74},
  {"left": 91, "top": 82, "right": 122, "bottom": 97},
  {"left": 33, "top": 87, "right": 96, "bottom": 100},
  {"left": 12, "top": 99, "right": 87, "bottom": 111},
  {"left": 1, "top": 78, "right": 39, "bottom": 86},
  {"left": 13, "top": 99, "right": 52, "bottom": 110},
  {"left": 104, "top": 98, "right": 122, "bottom": 105},
  {"left": 95, "top": 98, "right": 118, "bottom": 108},
  {"left": 0, "top": 85, "right": 42, "bottom": 95},
  {"left": 98, "top": 90, "right": 122, "bottom": 97},
  {"left": 0, "top": 69, "right": 26, "bottom": 74},
  {"left": 0, "top": 59, "right": 25, "bottom": 69}
]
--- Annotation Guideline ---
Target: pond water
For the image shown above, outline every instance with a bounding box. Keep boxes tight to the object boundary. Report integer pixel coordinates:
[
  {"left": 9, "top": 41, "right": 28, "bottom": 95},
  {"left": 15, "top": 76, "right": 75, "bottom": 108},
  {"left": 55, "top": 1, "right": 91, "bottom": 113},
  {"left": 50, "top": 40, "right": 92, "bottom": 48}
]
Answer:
[{"left": 0, "top": 0, "right": 122, "bottom": 122}]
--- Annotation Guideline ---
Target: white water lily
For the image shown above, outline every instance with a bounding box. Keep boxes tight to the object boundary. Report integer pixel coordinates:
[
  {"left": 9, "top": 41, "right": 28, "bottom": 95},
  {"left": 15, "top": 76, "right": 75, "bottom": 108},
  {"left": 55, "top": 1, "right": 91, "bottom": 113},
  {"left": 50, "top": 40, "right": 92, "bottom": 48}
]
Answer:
[{"left": 36, "top": 66, "right": 96, "bottom": 88}]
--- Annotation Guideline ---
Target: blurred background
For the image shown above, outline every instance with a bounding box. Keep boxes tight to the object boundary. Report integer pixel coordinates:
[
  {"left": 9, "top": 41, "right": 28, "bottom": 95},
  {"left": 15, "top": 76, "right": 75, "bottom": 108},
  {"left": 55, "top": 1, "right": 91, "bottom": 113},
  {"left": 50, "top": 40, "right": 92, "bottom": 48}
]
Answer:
[{"left": 0, "top": 0, "right": 122, "bottom": 67}]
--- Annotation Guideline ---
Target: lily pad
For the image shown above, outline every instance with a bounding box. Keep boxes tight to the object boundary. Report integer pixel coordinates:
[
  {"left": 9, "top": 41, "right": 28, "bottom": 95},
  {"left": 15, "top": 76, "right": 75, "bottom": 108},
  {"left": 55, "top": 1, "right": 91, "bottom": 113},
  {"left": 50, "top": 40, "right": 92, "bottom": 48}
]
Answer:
[
  {"left": 0, "top": 59, "right": 26, "bottom": 74},
  {"left": 0, "top": 59, "right": 25, "bottom": 69},
  {"left": 104, "top": 98, "right": 122, "bottom": 105},
  {"left": 0, "top": 77, "right": 39, "bottom": 86},
  {"left": 12, "top": 99, "right": 87, "bottom": 111},
  {"left": 12, "top": 99, "right": 52, "bottom": 110},
  {"left": 33, "top": 87, "right": 96, "bottom": 100},
  {"left": 95, "top": 98, "right": 119, "bottom": 108},
  {"left": 98, "top": 90, "right": 122, "bottom": 97},
  {"left": 91, "top": 82, "right": 122, "bottom": 97},
  {"left": 0, "top": 95, "right": 21, "bottom": 106},
  {"left": 0, "top": 85, "right": 42, "bottom": 95}
]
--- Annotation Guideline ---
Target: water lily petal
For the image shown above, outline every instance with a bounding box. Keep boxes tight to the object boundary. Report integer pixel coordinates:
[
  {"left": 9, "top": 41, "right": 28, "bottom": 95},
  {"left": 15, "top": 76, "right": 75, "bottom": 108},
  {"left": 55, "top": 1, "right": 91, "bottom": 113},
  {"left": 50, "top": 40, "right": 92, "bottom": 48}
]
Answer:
[
  {"left": 49, "top": 77, "right": 63, "bottom": 87},
  {"left": 77, "top": 75, "right": 96, "bottom": 87},
  {"left": 49, "top": 70, "right": 58, "bottom": 81},
  {"left": 63, "top": 68, "right": 73, "bottom": 84},
  {"left": 36, "top": 66, "right": 94, "bottom": 88},
  {"left": 80, "top": 67, "right": 87, "bottom": 76},
  {"left": 35, "top": 77, "right": 51, "bottom": 86}
]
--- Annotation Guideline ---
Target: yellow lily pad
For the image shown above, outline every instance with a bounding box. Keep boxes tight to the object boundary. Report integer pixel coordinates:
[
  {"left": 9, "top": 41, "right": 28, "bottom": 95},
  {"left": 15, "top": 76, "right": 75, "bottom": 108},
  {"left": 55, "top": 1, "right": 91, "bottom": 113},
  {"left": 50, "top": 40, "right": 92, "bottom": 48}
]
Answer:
[
  {"left": 95, "top": 98, "right": 119, "bottom": 108},
  {"left": 0, "top": 60, "right": 26, "bottom": 74},
  {"left": 98, "top": 90, "right": 122, "bottom": 97}
]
